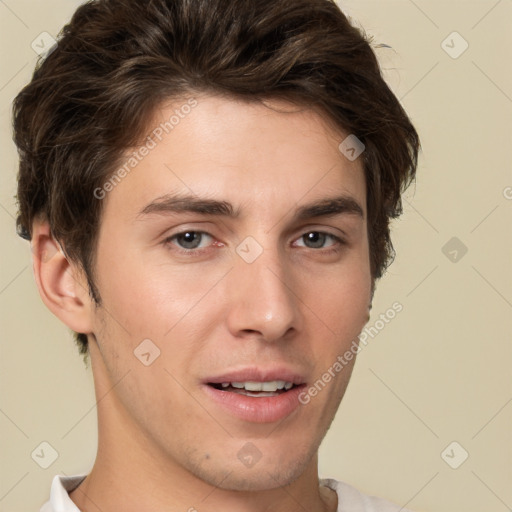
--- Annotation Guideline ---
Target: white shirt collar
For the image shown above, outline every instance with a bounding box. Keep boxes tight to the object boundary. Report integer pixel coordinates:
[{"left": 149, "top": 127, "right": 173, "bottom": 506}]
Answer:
[{"left": 41, "top": 474, "right": 87, "bottom": 512}]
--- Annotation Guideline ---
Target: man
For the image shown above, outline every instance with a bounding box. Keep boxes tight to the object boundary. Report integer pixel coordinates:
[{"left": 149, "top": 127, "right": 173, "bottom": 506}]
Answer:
[{"left": 13, "top": 0, "right": 419, "bottom": 510}]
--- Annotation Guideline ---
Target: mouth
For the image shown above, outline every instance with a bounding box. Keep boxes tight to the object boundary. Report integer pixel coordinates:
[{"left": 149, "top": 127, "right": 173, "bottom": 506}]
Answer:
[
  {"left": 202, "top": 369, "right": 307, "bottom": 423},
  {"left": 207, "top": 380, "right": 299, "bottom": 397}
]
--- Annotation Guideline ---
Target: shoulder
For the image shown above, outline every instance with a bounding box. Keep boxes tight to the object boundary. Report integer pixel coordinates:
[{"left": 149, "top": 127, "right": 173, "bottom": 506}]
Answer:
[{"left": 320, "top": 477, "right": 414, "bottom": 512}]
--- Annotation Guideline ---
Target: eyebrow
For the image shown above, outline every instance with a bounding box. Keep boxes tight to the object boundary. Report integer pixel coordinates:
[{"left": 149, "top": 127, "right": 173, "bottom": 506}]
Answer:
[{"left": 137, "top": 193, "right": 364, "bottom": 221}]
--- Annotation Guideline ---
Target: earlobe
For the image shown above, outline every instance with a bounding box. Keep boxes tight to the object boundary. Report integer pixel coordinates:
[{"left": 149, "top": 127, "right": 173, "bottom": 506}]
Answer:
[{"left": 31, "top": 219, "right": 94, "bottom": 336}]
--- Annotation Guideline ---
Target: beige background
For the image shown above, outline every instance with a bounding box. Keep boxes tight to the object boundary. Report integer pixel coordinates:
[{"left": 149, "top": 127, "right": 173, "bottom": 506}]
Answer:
[{"left": 1, "top": 1, "right": 511, "bottom": 511}]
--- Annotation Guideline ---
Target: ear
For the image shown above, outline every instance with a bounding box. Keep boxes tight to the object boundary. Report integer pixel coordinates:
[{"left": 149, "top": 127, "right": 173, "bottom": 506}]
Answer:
[{"left": 31, "top": 218, "right": 95, "bottom": 335}]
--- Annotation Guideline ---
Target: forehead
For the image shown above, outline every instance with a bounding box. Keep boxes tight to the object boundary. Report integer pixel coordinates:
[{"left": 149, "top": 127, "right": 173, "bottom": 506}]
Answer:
[{"left": 100, "top": 94, "right": 366, "bottom": 222}]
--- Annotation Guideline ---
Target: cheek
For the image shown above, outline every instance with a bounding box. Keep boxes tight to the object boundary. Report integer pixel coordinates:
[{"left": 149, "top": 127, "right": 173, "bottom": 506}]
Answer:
[
  {"left": 311, "top": 256, "right": 371, "bottom": 335},
  {"left": 93, "top": 244, "right": 220, "bottom": 340},
  {"left": 301, "top": 265, "right": 369, "bottom": 405}
]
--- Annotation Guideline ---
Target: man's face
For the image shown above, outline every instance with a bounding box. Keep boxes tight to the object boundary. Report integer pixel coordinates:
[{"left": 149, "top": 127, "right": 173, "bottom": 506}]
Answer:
[{"left": 88, "top": 95, "right": 372, "bottom": 490}]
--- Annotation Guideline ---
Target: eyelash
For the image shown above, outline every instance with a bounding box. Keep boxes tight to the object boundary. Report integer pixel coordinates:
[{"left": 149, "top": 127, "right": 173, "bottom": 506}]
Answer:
[{"left": 163, "top": 230, "right": 346, "bottom": 256}]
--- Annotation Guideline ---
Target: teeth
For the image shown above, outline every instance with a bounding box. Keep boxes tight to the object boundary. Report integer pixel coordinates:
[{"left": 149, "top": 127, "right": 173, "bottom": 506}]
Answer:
[
  {"left": 227, "top": 380, "right": 293, "bottom": 392},
  {"left": 262, "top": 380, "right": 281, "bottom": 391},
  {"left": 244, "top": 381, "right": 263, "bottom": 391}
]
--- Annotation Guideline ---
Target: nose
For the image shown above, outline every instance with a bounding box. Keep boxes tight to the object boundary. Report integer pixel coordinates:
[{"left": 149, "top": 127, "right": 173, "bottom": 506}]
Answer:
[{"left": 225, "top": 243, "right": 300, "bottom": 343}]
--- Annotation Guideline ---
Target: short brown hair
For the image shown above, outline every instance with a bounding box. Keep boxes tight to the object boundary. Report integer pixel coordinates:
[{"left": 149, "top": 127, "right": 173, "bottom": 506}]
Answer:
[{"left": 13, "top": 0, "right": 419, "bottom": 355}]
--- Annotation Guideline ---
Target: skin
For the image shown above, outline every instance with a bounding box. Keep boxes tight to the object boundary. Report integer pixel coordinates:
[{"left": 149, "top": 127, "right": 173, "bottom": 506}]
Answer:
[{"left": 32, "top": 95, "right": 372, "bottom": 512}]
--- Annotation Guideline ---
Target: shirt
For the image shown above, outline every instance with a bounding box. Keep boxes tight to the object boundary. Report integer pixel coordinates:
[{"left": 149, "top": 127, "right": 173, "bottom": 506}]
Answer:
[{"left": 40, "top": 474, "right": 413, "bottom": 512}]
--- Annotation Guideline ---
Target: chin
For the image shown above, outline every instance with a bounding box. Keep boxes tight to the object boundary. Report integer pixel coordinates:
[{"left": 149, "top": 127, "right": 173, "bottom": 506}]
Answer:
[
  {"left": 185, "top": 444, "right": 317, "bottom": 492},
  {"left": 211, "top": 464, "right": 305, "bottom": 492}
]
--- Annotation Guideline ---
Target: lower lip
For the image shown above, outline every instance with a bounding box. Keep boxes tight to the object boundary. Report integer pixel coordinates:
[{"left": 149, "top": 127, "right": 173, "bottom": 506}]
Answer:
[{"left": 202, "top": 384, "right": 306, "bottom": 423}]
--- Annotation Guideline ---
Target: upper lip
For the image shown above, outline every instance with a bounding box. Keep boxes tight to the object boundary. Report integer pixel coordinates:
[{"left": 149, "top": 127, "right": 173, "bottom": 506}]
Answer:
[{"left": 204, "top": 367, "right": 307, "bottom": 386}]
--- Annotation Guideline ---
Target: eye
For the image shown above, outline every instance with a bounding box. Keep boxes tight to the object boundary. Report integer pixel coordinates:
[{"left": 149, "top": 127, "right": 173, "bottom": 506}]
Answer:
[
  {"left": 163, "top": 229, "right": 345, "bottom": 256},
  {"left": 165, "top": 231, "right": 214, "bottom": 251},
  {"left": 294, "top": 231, "right": 344, "bottom": 250}
]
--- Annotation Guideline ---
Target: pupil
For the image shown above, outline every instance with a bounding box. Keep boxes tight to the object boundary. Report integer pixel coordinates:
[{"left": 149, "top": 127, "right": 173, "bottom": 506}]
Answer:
[
  {"left": 180, "top": 232, "right": 200, "bottom": 249},
  {"left": 305, "top": 232, "right": 324, "bottom": 248}
]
